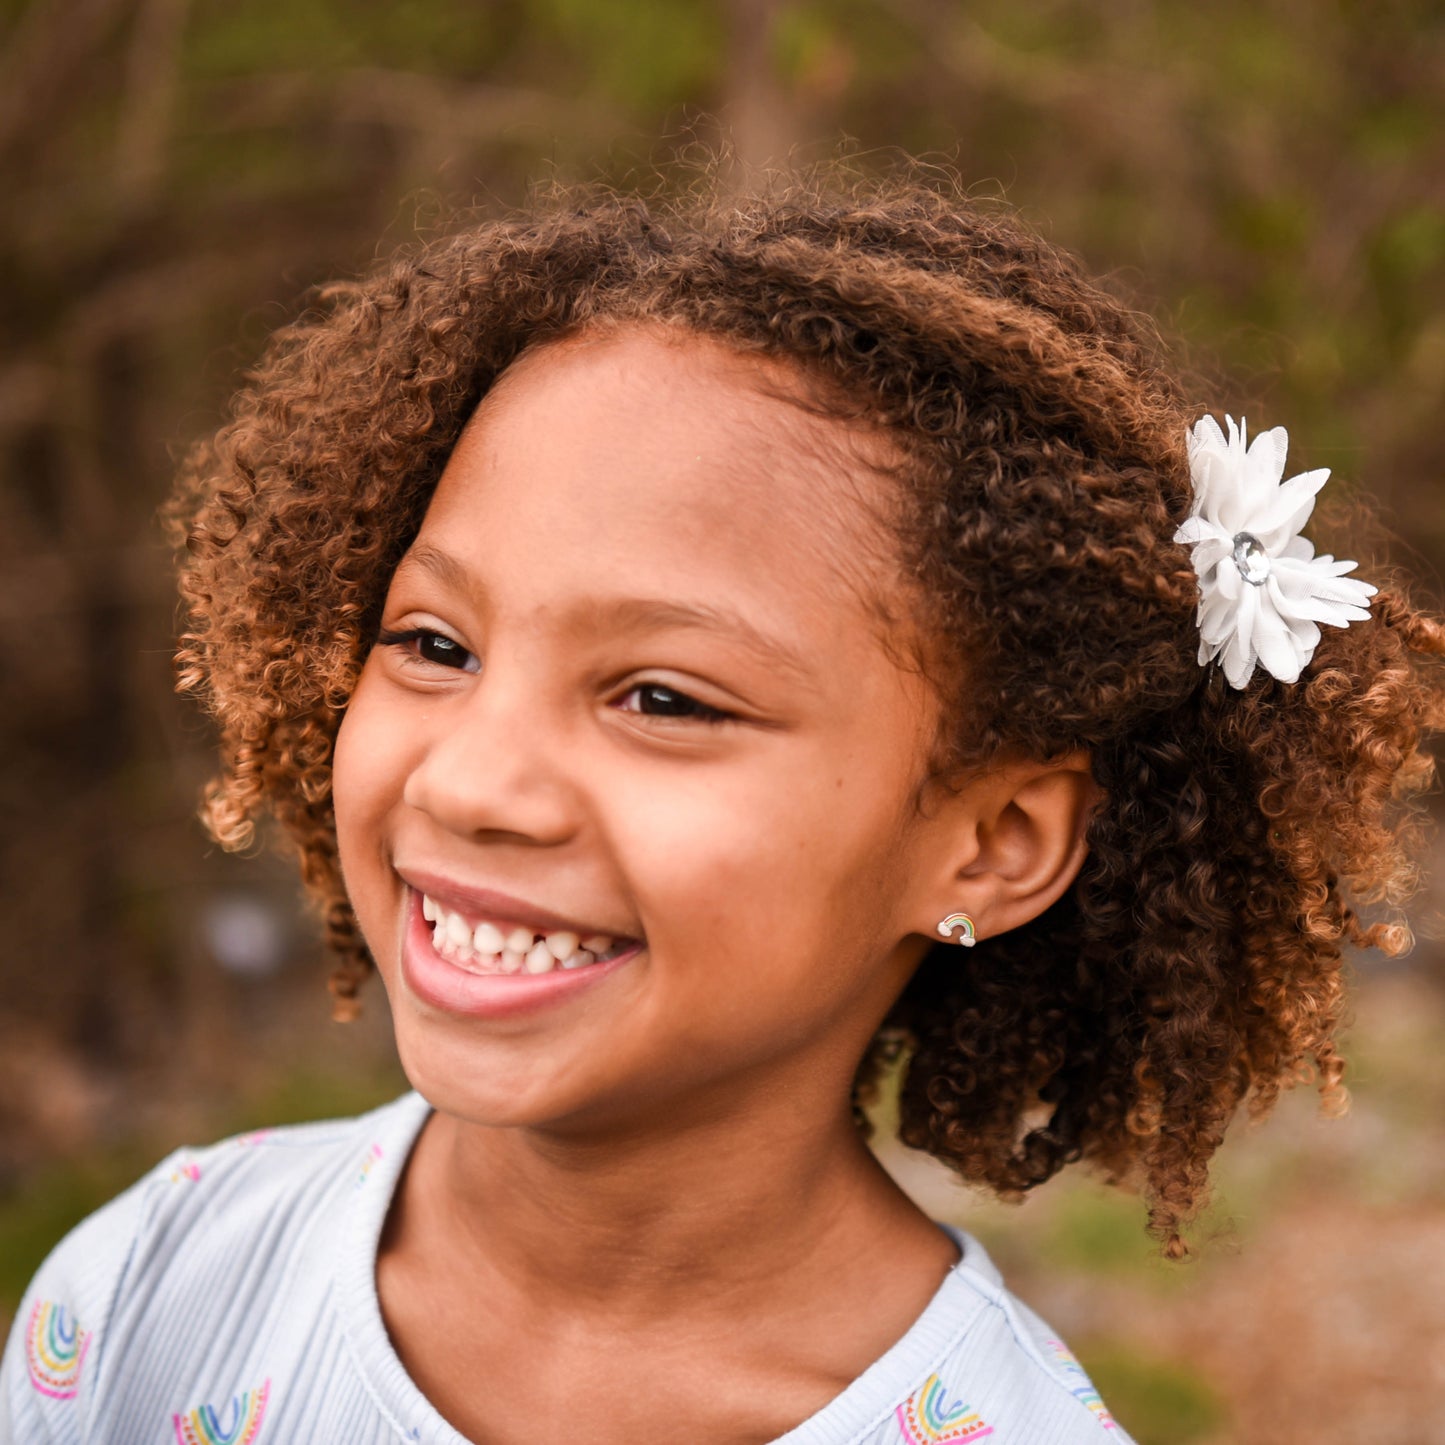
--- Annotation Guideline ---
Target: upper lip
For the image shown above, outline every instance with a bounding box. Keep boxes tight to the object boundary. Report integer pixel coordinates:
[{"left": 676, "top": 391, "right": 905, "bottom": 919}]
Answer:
[{"left": 398, "top": 867, "right": 637, "bottom": 940}]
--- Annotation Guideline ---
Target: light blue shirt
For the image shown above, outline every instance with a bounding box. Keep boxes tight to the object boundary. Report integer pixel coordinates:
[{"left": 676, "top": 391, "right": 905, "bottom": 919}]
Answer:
[{"left": 1, "top": 1092, "right": 1133, "bottom": 1443}]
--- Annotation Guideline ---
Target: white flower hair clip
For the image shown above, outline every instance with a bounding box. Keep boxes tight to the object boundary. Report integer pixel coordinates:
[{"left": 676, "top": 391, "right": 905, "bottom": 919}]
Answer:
[{"left": 1172, "top": 415, "right": 1377, "bottom": 690}]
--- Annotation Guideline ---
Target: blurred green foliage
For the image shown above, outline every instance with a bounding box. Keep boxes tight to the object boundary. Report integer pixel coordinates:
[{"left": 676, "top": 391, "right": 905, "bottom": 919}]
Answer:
[
  {"left": 0, "top": 1054, "right": 407, "bottom": 1325},
  {"left": 0, "top": 1154, "right": 148, "bottom": 1319},
  {"left": 1080, "top": 1342, "right": 1228, "bottom": 1444}
]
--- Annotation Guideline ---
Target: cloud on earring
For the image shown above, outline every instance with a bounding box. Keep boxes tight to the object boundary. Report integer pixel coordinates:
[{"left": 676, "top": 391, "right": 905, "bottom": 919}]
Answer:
[{"left": 1173, "top": 415, "right": 1377, "bottom": 690}]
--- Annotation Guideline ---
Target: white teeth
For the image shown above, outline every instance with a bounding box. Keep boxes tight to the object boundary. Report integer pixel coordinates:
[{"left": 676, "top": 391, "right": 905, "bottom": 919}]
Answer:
[
  {"left": 473, "top": 921, "right": 505, "bottom": 954},
  {"left": 423, "top": 895, "right": 623, "bottom": 977},
  {"left": 544, "top": 930, "right": 579, "bottom": 960}
]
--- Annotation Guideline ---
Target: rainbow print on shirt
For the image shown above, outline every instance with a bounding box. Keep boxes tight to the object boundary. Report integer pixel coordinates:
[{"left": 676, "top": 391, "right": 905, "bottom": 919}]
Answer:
[
  {"left": 25, "top": 1301, "right": 91, "bottom": 1400},
  {"left": 895, "top": 1373, "right": 994, "bottom": 1442},
  {"left": 172, "top": 1378, "right": 271, "bottom": 1445},
  {"left": 355, "top": 1141, "right": 384, "bottom": 1189},
  {"left": 1046, "top": 1341, "right": 1116, "bottom": 1429}
]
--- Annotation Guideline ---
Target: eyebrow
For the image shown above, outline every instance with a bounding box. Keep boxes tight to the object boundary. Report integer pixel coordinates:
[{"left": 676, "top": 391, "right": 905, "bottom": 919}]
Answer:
[
  {"left": 396, "top": 543, "right": 471, "bottom": 595},
  {"left": 393, "top": 543, "right": 815, "bottom": 682},
  {"left": 583, "top": 597, "right": 814, "bottom": 681}
]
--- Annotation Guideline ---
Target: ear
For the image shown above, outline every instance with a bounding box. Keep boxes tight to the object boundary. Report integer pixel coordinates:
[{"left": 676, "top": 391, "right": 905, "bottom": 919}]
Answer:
[{"left": 912, "top": 750, "right": 1103, "bottom": 944}]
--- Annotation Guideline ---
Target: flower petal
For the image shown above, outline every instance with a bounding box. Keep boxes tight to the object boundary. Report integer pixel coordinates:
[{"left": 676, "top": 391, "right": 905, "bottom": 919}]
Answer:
[
  {"left": 1221, "top": 582, "right": 1260, "bottom": 688},
  {"left": 1198, "top": 586, "right": 1239, "bottom": 645},
  {"left": 1252, "top": 595, "right": 1304, "bottom": 683},
  {"left": 1213, "top": 558, "right": 1243, "bottom": 600},
  {"left": 1188, "top": 415, "right": 1228, "bottom": 459},
  {"left": 1288, "top": 614, "right": 1322, "bottom": 654},
  {"left": 1193, "top": 536, "right": 1232, "bottom": 576},
  {"left": 1318, "top": 556, "right": 1373, "bottom": 579},
  {"left": 1272, "top": 559, "right": 1378, "bottom": 613},
  {"left": 1174, "top": 514, "right": 1229, "bottom": 547},
  {"left": 1198, "top": 472, "right": 1245, "bottom": 533},
  {"left": 1243, "top": 425, "right": 1290, "bottom": 506},
  {"left": 1212, "top": 464, "right": 1256, "bottom": 534},
  {"left": 1251, "top": 466, "right": 1330, "bottom": 547}
]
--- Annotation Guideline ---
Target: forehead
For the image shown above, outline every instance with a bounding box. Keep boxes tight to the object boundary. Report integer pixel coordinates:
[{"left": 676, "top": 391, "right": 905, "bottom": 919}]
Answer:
[{"left": 416, "top": 328, "right": 910, "bottom": 634}]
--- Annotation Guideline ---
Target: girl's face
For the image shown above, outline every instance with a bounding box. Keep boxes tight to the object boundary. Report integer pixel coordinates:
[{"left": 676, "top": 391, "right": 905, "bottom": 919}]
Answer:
[{"left": 333, "top": 328, "right": 950, "bottom": 1137}]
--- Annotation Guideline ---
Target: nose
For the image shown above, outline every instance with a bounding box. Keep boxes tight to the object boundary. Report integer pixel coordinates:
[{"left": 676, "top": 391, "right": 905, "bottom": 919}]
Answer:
[{"left": 402, "top": 662, "right": 581, "bottom": 846}]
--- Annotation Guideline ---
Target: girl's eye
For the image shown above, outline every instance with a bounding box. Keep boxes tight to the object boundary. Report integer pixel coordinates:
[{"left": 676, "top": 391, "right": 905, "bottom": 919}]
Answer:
[
  {"left": 377, "top": 628, "right": 479, "bottom": 672},
  {"left": 619, "top": 683, "right": 731, "bottom": 724}
]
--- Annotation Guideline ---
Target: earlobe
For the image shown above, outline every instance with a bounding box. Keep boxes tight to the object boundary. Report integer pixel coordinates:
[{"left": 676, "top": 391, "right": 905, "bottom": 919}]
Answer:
[{"left": 919, "top": 751, "right": 1101, "bottom": 945}]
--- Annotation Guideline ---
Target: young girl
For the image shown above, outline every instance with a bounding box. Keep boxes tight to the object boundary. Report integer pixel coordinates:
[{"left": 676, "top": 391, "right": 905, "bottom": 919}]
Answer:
[{"left": 5, "top": 175, "right": 1441, "bottom": 1445}]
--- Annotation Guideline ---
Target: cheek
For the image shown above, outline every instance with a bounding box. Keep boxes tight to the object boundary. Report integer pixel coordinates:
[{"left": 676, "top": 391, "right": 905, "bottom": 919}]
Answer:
[
  {"left": 622, "top": 798, "right": 913, "bottom": 1079},
  {"left": 610, "top": 757, "right": 913, "bottom": 979}
]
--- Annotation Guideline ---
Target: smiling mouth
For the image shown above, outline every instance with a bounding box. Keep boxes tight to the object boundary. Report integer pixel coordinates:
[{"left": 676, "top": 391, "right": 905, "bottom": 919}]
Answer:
[{"left": 422, "top": 894, "right": 635, "bottom": 977}]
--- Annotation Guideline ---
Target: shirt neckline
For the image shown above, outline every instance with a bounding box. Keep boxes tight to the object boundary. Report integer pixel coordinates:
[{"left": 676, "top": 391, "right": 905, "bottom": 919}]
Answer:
[{"left": 336, "top": 1091, "right": 995, "bottom": 1445}]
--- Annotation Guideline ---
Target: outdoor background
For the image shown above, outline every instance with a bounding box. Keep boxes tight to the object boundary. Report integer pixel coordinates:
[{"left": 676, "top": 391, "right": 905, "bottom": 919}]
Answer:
[{"left": 2, "top": 2, "right": 1443, "bottom": 1441}]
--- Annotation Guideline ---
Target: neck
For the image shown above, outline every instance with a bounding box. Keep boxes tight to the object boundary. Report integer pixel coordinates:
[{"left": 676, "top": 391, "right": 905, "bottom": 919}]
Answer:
[{"left": 394, "top": 1083, "right": 925, "bottom": 1323}]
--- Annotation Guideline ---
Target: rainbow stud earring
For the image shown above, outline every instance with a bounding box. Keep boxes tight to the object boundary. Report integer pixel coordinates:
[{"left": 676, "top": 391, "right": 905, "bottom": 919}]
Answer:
[{"left": 936, "top": 912, "right": 978, "bottom": 946}]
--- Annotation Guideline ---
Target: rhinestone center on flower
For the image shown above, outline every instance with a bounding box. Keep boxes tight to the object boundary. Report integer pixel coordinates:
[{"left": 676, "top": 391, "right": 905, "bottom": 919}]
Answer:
[{"left": 1231, "top": 531, "right": 1271, "bottom": 586}]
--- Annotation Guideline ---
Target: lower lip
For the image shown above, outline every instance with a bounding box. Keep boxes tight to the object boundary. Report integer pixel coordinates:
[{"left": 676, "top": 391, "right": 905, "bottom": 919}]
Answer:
[{"left": 399, "top": 891, "right": 641, "bottom": 1020}]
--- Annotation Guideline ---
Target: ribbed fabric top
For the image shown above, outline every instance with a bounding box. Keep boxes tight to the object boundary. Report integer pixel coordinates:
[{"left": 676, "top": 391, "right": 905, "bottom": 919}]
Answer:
[{"left": 2, "top": 1091, "right": 1132, "bottom": 1444}]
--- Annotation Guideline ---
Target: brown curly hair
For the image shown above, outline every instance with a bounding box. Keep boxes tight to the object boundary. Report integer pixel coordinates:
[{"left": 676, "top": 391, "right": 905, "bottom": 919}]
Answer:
[{"left": 168, "top": 172, "right": 1445, "bottom": 1255}]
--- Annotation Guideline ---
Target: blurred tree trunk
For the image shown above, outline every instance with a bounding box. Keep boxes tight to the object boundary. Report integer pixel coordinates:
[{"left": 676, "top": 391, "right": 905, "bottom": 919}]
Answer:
[{"left": 722, "top": 0, "right": 800, "bottom": 180}]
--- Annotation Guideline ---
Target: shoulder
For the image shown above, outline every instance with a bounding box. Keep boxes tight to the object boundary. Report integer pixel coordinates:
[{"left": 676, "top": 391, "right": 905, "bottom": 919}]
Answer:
[
  {"left": 887, "top": 1230, "right": 1134, "bottom": 1445},
  {"left": 69, "top": 1092, "right": 415, "bottom": 1285},
  {"left": 129, "top": 1095, "right": 412, "bottom": 1229},
  {"left": 0, "top": 1091, "right": 426, "bottom": 1442}
]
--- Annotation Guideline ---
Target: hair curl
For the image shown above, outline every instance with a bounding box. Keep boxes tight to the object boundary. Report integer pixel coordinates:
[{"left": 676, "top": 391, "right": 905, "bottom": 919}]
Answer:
[{"left": 168, "top": 172, "right": 1445, "bottom": 1254}]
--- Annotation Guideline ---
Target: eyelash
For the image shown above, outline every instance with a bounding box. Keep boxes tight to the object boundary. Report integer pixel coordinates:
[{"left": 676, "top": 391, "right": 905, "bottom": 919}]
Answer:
[
  {"left": 619, "top": 684, "right": 732, "bottom": 725},
  {"left": 375, "top": 628, "right": 734, "bottom": 725},
  {"left": 377, "top": 627, "right": 478, "bottom": 672}
]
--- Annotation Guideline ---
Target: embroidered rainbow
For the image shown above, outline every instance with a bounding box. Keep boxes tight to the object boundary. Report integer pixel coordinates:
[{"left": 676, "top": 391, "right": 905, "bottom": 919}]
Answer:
[
  {"left": 895, "top": 1373, "right": 994, "bottom": 1442},
  {"left": 172, "top": 1378, "right": 271, "bottom": 1445},
  {"left": 25, "top": 1301, "right": 90, "bottom": 1400},
  {"left": 1047, "top": 1341, "right": 1116, "bottom": 1429},
  {"left": 355, "top": 1142, "right": 383, "bottom": 1189}
]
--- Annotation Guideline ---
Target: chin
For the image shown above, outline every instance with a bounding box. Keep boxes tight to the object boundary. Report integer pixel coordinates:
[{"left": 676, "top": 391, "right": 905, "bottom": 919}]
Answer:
[{"left": 391, "top": 1021, "right": 591, "bottom": 1134}]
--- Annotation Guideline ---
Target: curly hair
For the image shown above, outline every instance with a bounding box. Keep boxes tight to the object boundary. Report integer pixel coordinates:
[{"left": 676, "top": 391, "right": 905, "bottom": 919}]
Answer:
[{"left": 168, "top": 172, "right": 1445, "bottom": 1255}]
